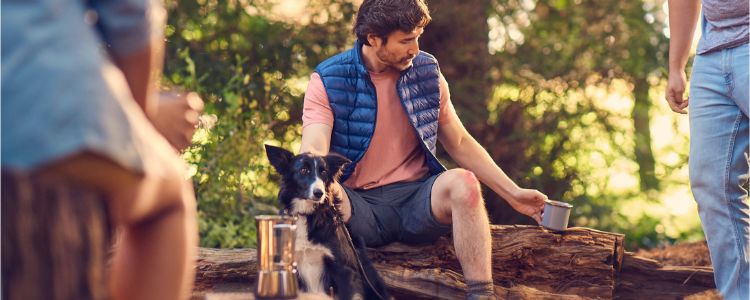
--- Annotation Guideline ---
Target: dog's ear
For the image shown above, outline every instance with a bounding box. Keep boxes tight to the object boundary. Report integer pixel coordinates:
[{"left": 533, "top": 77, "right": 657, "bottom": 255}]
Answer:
[
  {"left": 325, "top": 153, "right": 351, "bottom": 180},
  {"left": 265, "top": 144, "right": 294, "bottom": 174}
]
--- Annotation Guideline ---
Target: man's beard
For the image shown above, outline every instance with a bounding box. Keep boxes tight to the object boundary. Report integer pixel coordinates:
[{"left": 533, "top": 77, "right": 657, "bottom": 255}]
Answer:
[{"left": 376, "top": 48, "right": 415, "bottom": 71}]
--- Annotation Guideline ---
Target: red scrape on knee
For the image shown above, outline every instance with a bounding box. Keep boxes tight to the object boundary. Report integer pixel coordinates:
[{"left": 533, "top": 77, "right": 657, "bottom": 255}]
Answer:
[{"left": 463, "top": 171, "right": 480, "bottom": 208}]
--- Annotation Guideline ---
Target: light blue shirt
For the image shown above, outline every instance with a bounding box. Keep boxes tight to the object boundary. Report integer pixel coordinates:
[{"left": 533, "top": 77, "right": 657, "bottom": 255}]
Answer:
[
  {"left": 2, "top": 0, "right": 164, "bottom": 171},
  {"left": 697, "top": 0, "right": 749, "bottom": 54}
]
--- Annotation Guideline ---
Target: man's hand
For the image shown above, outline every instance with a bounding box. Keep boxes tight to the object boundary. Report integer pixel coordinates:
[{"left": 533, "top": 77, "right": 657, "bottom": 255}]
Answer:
[
  {"left": 666, "top": 69, "right": 689, "bottom": 114},
  {"left": 508, "top": 188, "right": 547, "bottom": 224},
  {"left": 150, "top": 91, "right": 205, "bottom": 151}
]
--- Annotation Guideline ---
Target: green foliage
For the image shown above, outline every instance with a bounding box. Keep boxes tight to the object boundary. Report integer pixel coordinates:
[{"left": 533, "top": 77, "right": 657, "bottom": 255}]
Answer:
[
  {"left": 164, "top": 0, "right": 355, "bottom": 247},
  {"left": 480, "top": 0, "right": 693, "bottom": 248},
  {"left": 163, "top": 0, "right": 700, "bottom": 249}
]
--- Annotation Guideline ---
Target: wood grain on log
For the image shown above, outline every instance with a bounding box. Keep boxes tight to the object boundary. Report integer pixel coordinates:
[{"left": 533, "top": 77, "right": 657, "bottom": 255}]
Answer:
[
  {"left": 365, "top": 225, "right": 623, "bottom": 298},
  {"left": 195, "top": 225, "right": 718, "bottom": 299},
  {"left": 196, "top": 225, "right": 623, "bottom": 299},
  {"left": 615, "top": 252, "right": 716, "bottom": 299},
  {"left": 196, "top": 248, "right": 258, "bottom": 290}
]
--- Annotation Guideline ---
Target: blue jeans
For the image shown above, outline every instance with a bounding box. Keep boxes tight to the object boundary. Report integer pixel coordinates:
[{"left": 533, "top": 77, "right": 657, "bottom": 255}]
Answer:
[{"left": 689, "top": 42, "right": 749, "bottom": 300}]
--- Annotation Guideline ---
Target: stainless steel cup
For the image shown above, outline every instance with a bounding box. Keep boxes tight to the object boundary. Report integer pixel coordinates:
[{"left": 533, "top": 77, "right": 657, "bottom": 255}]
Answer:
[
  {"left": 255, "top": 215, "right": 298, "bottom": 299},
  {"left": 541, "top": 200, "right": 573, "bottom": 231}
]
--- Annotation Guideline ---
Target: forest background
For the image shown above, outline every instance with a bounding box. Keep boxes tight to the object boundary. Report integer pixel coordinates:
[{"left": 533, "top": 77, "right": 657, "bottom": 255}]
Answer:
[{"left": 163, "top": 0, "right": 701, "bottom": 250}]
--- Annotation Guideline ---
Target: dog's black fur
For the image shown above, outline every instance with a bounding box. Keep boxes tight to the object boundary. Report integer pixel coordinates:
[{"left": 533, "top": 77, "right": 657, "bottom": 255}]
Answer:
[{"left": 265, "top": 144, "right": 390, "bottom": 300}]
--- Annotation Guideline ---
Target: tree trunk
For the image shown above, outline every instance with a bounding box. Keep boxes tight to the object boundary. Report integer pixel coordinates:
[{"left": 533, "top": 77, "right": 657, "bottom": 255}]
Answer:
[
  {"left": 632, "top": 77, "right": 659, "bottom": 191},
  {"left": 420, "top": 0, "right": 492, "bottom": 131}
]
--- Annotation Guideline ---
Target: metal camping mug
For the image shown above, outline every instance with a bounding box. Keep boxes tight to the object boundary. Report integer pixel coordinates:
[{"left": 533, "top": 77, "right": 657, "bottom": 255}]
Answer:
[
  {"left": 541, "top": 200, "right": 573, "bottom": 231},
  {"left": 255, "top": 215, "right": 298, "bottom": 299}
]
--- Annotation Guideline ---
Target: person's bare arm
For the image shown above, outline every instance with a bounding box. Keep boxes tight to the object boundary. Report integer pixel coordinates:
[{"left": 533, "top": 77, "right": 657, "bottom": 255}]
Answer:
[
  {"left": 438, "top": 113, "right": 546, "bottom": 223},
  {"left": 665, "top": 0, "right": 701, "bottom": 114},
  {"left": 300, "top": 123, "right": 333, "bottom": 155},
  {"left": 111, "top": 41, "right": 203, "bottom": 151},
  {"left": 111, "top": 39, "right": 163, "bottom": 119}
]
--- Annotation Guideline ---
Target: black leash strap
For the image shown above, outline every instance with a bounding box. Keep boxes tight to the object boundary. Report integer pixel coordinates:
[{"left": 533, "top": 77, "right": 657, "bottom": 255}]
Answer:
[
  {"left": 333, "top": 209, "right": 388, "bottom": 300},
  {"left": 282, "top": 202, "right": 387, "bottom": 299}
]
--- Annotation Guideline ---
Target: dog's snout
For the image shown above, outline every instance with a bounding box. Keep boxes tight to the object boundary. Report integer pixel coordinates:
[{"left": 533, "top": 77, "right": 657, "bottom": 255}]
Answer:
[{"left": 313, "top": 189, "right": 324, "bottom": 199}]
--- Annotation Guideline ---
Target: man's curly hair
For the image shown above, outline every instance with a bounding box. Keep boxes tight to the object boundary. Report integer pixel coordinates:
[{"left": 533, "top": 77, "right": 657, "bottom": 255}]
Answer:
[{"left": 353, "top": 0, "right": 431, "bottom": 46}]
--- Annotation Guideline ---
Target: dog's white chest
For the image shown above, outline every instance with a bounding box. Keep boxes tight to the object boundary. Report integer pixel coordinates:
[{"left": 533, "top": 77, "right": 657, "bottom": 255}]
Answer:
[{"left": 295, "top": 218, "right": 333, "bottom": 294}]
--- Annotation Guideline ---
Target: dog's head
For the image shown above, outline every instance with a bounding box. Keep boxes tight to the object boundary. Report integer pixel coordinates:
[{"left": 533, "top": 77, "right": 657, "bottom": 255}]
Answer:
[{"left": 265, "top": 144, "right": 350, "bottom": 215}]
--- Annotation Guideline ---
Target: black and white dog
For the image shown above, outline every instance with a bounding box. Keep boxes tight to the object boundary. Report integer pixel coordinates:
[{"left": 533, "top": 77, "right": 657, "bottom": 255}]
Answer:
[{"left": 264, "top": 144, "right": 390, "bottom": 300}]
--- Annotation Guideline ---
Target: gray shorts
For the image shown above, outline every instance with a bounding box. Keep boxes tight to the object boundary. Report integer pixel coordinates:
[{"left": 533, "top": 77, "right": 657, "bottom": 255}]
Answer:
[{"left": 343, "top": 174, "right": 452, "bottom": 247}]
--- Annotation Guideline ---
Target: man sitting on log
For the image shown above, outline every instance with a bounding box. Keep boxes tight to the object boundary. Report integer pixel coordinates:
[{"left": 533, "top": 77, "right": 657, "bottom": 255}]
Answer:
[{"left": 298, "top": 0, "right": 548, "bottom": 299}]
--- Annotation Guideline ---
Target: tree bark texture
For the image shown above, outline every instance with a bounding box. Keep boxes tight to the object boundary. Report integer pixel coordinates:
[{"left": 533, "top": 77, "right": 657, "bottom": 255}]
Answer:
[
  {"left": 197, "top": 225, "right": 631, "bottom": 299},
  {"left": 420, "top": 0, "right": 492, "bottom": 129},
  {"left": 195, "top": 225, "right": 717, "bottom": 299},
  {"left": 615, "top": 252, "right": 716, "bottom": 299}
]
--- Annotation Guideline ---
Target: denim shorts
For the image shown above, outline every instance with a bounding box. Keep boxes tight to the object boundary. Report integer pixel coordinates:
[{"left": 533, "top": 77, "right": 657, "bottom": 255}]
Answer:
[{"left": 343, "top": 174, "right": 452, "bottom": 247}]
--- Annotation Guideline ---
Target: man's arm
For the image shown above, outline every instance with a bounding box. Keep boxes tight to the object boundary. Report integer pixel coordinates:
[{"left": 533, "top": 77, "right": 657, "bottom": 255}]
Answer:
[
  {"left": 665, "top": 0, "right": 701, "bottom": 114},
  {"left": 300, "top": 123, "right": 333, "bottom": 155},
  {"left": 438, "top": 112, "right": 546, "bottom": 223},
  {"left": 299, "top": 72, "right": 335, "bottom": 155}
]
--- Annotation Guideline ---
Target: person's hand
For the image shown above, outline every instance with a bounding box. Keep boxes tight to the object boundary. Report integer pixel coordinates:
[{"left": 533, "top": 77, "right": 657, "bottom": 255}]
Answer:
[
  {"left": 507, "top": 188, "right": 547, "bottom": 224},
  {"left": 150, "top": 91, "right": 204, "bottom": 151},
  {"left": 666, "top": 69, "right": 689, "bottom": 114}
]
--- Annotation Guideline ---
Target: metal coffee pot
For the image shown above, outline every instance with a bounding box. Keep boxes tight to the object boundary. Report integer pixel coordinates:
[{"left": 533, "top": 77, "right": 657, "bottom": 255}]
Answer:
[{"left": 255, "top": 215, "right": 298, "bottom": 299}]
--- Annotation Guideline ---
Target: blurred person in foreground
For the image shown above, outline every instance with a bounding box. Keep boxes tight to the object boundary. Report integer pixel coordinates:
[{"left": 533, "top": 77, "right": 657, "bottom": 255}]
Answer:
[
  {"left": 299, "top": 1, "right": 548, "bottom": 299},
  {"left": 2, "top": 0, "right": 203, "bottom": 299},
  {"left": 665, "top": 0, "right": 748, "bottom": 299}
]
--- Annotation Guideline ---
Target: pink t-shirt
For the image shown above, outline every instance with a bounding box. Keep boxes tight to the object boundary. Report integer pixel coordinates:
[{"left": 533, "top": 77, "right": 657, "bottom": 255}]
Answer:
[{"left": 302, "top": 69, "right": 457, "bottom": 190}]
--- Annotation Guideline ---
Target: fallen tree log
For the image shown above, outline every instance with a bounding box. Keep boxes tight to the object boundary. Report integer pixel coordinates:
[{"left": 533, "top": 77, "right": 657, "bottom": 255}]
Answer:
[
  {"left": 615, "top": 252, "right": 716, "bottom": 299},
  {"left": 195, "top": 225, "right": 716, "bottom": 299},
  {"left": 366, "top": 225, "right": 623, "bottom": 298},
  {"left": 197, "top": 225, "right": 621, "bottom": 298}
]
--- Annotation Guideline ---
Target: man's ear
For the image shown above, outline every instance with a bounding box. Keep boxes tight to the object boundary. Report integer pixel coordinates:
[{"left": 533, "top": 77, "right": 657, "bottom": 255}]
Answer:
[
  {"left": 325, "top": 153, "right": 351, "bottom": 180},
  {"left": 265, "top": 144, "right": 294, "bottom": 174},
  {"left": 367, "top": 33, "right": 382, "bottom": 48}
]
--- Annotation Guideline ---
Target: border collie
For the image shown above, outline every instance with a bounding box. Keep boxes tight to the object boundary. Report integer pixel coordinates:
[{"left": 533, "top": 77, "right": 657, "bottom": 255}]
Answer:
[{"left": 264, "top": 144, "right": 390, "bottom": 300}]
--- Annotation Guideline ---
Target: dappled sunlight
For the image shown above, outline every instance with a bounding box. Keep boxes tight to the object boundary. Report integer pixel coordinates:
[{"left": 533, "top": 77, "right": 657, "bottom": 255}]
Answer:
[
  {"left": 619, "top": 184, "right": 702, "bottom": 242},
  {"left": 162, "top": 0, "right": 706, "bottom": 249},
  {"left": 486, "top": 66, "right": 697, "bottom": 247}
]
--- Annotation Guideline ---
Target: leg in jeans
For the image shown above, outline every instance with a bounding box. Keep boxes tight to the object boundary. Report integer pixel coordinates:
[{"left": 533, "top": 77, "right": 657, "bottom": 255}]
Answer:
[{"left": 689, "top": 43, "right": 749, "bottom": 300}]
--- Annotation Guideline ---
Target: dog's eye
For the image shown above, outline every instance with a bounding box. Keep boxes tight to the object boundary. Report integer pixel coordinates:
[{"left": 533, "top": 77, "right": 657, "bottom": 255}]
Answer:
[
  {"left": 299, "top": 168, "right": 309, "bottom": 175},
  {"left": 320, "top": 169, "right": 328, "bottom": 177}
]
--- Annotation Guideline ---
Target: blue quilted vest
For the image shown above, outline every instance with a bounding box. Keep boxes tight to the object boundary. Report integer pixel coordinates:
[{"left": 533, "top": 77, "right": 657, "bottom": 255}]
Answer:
[{"left": 315, "top": 39, "right": 446, "bottom": 182}]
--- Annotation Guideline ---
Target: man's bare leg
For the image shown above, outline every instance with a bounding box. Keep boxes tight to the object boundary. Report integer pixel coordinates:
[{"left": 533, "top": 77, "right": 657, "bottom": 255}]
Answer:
[
  {"left": 336, "top": 168, "right": 492, "bottom": 282},
  {"left": 39, "top": 152, "right": 197, "bottom": 300},
  {"left": 431, "top": 169, "right": 493, "bottom": 283}
]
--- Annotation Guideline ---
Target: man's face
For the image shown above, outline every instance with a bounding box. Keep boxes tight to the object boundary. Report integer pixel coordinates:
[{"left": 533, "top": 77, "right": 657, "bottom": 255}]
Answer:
[{"left": 369, "top": 27, "right": 424, "bottom": 71}]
